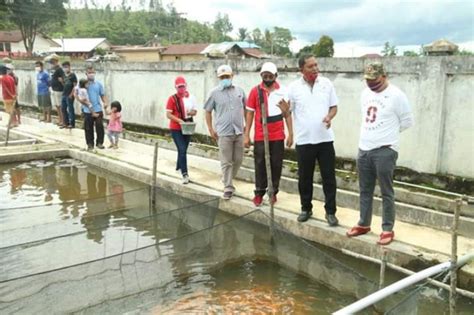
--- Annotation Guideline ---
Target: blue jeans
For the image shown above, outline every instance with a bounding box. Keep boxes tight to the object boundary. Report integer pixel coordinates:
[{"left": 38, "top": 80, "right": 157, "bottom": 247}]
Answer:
[
  {"left": 61, "top": 95, "right": 75, "bottom": 127},
  {"left": 171, "top": 130, "right": 190, "bottom": 176}
]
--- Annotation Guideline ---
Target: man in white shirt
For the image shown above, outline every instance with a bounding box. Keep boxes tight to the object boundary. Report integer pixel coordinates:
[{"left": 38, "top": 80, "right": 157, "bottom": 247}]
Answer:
[
  {"left": 347, "top": 62, "right": 414, "bottom": 245},
  {"left": 285, "top": 54, "right": 339, "bottom": 226}
]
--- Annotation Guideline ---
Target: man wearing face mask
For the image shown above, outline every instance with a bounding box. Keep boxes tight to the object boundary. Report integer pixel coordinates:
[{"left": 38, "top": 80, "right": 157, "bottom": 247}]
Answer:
[
  {"left": 48, "top": 54, "right": 65, "bottom": 127},
  {"left": 282, "top": 54, "right": 339, "bottom": 226},
  {"left": 35, "top": 61, "right": 52, "bottom": 123},
  {"left": 204, "top": 64, "right": 247, "bottom": 200},
  {"left": 347, "top": 62, "right": 413, "bottom": 246},
  {"left": 244, "top": 62, "right": 293, "bottom": 206},
  {"left": 166, "top": 76, "right": 198, "bottom": 184},
  {"left": 81, "top": 65, "right": 108, "bottom": 150},
  {"left": 61, "top": 61, "right": 77, "bottom": 128}
]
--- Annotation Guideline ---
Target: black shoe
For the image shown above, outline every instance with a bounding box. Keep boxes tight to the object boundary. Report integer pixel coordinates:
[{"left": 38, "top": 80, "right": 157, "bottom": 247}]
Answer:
[
  {"left": 297, "top": 210, "right": 313, "bottom": 222},
  {"left": 96, "top": 144, "right": 105, "bottom": 149},
  {"left": 325, "top": 214, "right": 339, "bottom": 227}
]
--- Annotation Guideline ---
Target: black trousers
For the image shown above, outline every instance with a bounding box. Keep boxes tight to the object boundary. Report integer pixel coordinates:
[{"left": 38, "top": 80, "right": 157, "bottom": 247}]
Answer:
[
  {"left": 84, "top": 112, "right": 104, "bottom": 148},
  {"left": 296, "top": 141, "right": 337, "bottom": 214},
  {"left": 254, "top": 140, "right": 284, "bottom": 196}
]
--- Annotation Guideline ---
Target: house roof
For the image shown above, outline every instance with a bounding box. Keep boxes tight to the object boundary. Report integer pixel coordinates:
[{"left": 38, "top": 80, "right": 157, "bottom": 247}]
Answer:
[
  {"left": 161, "top": 43, "right": 209, "bottom": 55},
  {"left": 201, "top": 41, "right": 261, "bottom": 55},
  {"left": 0, "top": 30, "right": 60, "bottom": 47},
  {"left": 112, "top": 45, "right": 165, "bottom": 52},
  {"left": 361, "top": 53, "right": 382, "bottom": 58},
  {"left": 0, "top": 30, "right": 23, "bottom": 42},
  {"left": 424, "top": 39, "right": 458, "bottom": 52},
  {"left": 242, "top": 48, "right": 269, "bottom": 59},
  {"left": 51, "top": 38, "right": 109, "bottom": 53}
]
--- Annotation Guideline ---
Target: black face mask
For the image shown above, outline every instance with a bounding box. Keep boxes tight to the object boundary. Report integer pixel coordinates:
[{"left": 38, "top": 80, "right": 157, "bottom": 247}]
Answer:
[{"left": 263, "top": 79, "right": 275, "bottom": 87}]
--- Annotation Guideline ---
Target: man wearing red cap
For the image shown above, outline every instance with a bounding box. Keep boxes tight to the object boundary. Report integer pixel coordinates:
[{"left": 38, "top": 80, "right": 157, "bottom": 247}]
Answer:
[{"left": 166, "top": 76, "right": 198, "bottom": 184}]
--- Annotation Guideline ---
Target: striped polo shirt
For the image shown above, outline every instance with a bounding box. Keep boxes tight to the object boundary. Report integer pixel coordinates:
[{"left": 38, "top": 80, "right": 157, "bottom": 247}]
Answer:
[{"left": 204, "top": 84, "right": 247, "bottom": 137}]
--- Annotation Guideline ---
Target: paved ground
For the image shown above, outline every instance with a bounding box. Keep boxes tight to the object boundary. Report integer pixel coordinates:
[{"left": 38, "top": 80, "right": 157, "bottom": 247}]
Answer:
[{"left": 1, "top": 112, "right": 473, "bottom": 283}]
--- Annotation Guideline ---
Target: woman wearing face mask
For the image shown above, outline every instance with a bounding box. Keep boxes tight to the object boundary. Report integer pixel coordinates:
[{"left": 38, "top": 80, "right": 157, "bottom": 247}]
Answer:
[
  {"left": 244, "top": 62, "right": 294, "bottom": 207},
  {"left": 166, "top": 76, "right": 198, "bottom": 184}
]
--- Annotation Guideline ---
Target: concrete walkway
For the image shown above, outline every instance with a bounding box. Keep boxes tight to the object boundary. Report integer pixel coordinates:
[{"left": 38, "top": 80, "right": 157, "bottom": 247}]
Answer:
[{"left": 1, "top": 112, "right": 473, "bottom": 286}]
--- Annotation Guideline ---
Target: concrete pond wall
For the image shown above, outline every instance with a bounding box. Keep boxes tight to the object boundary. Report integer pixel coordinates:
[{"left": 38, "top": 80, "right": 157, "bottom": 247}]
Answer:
[{"left": 10, "top": 56, "right": 474, "bottom": 179}]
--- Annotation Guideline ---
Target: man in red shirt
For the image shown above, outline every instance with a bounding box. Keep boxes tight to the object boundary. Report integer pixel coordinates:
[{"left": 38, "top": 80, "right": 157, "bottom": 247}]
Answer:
[
  {"left": 244, "top": 62, "right": 294, "bottom": 206},
  {"left": 1, "top": 65, "right": 17, "bottom": 127}
]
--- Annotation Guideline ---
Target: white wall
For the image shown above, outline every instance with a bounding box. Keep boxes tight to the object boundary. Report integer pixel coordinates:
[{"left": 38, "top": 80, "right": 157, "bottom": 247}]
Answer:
[{"left": 11, "top": 56, "right": 474, "bottom": 178}]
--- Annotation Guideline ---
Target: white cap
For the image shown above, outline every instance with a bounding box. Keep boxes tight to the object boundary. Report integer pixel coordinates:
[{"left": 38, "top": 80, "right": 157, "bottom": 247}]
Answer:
[
  {"left": 5, "top": 63, "right": 14, "bottom": 70},
  {"left": 260, "top": 62, "right": 277, "bottom": 75},
  {"left": 217, "top": 64, "right": 232, "bottom": 77}
]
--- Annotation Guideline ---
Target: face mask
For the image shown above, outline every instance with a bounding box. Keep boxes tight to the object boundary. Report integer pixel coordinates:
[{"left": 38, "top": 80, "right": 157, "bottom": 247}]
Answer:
[
  {"left": 304, "top": 73, "right": 318, "bottom": 83},
  {"left": 176, "top": 86, "right": 187, "bottom": 97},
  {"left": 87, "top": 73, "right": 95, "bottom": 81},
  {"left": 220, "top": 78, "right": 232, "bottom": 88},
  {"left": 367, "top": 80, "right": 384, "bottom": 92},
  {"left": 35, "top": 67, "right": 41, "bottom": 72},
  {"left": 263, "top": 79, "right": 275, "bottom": 87}
]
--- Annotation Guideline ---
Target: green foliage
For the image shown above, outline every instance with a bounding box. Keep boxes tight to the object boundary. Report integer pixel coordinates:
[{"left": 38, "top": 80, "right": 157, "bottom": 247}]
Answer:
[
  {"left": 381, "top": 41, "right": 397, "bottom": 56},
  {"left": 455, "top": 49, "right": 474, "bottom": 56},
  {"left": 0, "top": 0, "right": 67, "bottom": 54},
  {"left": 238, "top": 28, "right": 248, "bottom": 41},
  {"left": 403, "top": 50, "right": 419, "bottom": 57},
  {"left": 249, "top": 27, "right": 294, "bottom": 57},
  {"left": 297, "top": 35, "right": 334, "bottom": 58},
  {"left": 213, "top": 12, "right": 233, "bottom": 42}
]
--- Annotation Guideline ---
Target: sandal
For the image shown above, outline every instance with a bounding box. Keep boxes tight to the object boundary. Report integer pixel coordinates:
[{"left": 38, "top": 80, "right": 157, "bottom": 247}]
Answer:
[
  {"left": 346, "top": 226, "right": 371, "bottom": 237},
  {"left": 377, "top": 231, "right": 395, "bottom": 245}
]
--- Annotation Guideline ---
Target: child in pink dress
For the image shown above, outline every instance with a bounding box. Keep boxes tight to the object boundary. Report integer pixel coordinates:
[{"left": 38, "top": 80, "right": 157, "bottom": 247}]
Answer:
[{"left": 105, "top": 101, "right": 123, "bottom": 149}]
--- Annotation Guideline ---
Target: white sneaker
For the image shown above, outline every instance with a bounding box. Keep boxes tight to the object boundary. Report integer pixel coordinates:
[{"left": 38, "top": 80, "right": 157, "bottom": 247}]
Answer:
[{"left": 182, "top": 175, "right": 190, "bottom": 184}]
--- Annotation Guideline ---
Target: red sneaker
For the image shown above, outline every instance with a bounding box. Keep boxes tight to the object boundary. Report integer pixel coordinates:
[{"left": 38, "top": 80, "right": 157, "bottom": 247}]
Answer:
[{"left": 253, "top": 195, "right": 263, "bottom": 207}]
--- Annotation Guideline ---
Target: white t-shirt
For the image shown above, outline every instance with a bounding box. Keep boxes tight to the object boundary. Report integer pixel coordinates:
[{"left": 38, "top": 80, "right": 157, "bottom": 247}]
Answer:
[
  {"left": 288, "top": 76, "right": 338, "bottom": 145},
  {"left": 182, "top": 94, "right": 198, "bottom": 119},
  {"left": 166, "top": 93, "right": 198, "bottom": 119},
  {"left": 359, "top": 84, "right": 414, "bottom": 152}
]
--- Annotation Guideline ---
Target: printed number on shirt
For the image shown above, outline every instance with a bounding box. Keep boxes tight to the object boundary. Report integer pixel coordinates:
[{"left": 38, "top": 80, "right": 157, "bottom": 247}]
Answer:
[{"left": 366, "top": 106, "right": 377, "bottom": 123}]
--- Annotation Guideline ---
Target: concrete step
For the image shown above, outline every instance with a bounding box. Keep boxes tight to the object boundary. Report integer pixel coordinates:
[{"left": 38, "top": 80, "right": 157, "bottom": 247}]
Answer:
[{"left": 121, "top": 132, "right": 474, "bottom": 238}]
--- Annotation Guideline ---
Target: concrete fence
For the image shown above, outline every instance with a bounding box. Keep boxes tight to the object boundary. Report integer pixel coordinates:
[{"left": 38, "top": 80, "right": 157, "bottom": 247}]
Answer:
[{"left": 10, "top": 56, "right": 474, "bottom": 178}]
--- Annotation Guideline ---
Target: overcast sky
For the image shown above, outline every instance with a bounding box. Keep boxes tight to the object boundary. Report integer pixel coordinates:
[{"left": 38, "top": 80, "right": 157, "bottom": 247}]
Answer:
[{"left": 73, "top": 0, "right": 474, "bottom": 56}]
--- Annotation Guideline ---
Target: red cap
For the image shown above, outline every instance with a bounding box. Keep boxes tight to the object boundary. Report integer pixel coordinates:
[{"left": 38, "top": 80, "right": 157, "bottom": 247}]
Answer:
[{"left": 175, "top": 76, "right": 186, "bottom": 87}]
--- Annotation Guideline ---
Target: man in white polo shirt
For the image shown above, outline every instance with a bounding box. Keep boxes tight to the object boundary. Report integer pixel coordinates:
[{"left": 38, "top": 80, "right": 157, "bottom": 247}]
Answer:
[
  {"left": 285, "top": 54, "right": 339, "bottom": 226},
  {"left": 346, "top": 62, "right": 414, "bottom": 245}
]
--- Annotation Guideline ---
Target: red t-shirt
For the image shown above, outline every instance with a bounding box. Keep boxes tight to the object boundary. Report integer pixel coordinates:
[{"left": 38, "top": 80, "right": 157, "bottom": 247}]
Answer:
[
  {"left": 166, "top": 94, "right": 186, "bottom": 130},
  {"left": 246, "top": 82, "right": 287, "bottom": 141},
  {"left": 1, "top": 75, "right": 16, "bottom": 100}
]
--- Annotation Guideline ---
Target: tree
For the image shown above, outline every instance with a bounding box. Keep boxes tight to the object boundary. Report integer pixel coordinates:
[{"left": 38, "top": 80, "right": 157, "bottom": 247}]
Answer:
[
  {"left": 403, "top": 50, "right": 419, "bottom": 57},
  {"left": 213, "top": 12, "right": 233, "bottom": 41},
  {"left": 313, "top": 35, "right": 334, "bottom": 57},
  {"left": 0, "top": 0, "right": 67, "bottom": 55},
  {"left": 297, "top": 35, "right": 334, "bottom": 58},
  {"left": 381, "top": 41, "right": 397, "bottom": 56},
  {"left": 237, "top": 27, "right": 248, "bottom": 41},
  {"left": 271, "top": 27, "right": 294, "bottom": 56}
]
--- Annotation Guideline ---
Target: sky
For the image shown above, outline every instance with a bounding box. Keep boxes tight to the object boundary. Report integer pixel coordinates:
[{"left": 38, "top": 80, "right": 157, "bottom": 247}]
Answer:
[{"left": 71, "top": 0, "right": 474, "bottom": 56}]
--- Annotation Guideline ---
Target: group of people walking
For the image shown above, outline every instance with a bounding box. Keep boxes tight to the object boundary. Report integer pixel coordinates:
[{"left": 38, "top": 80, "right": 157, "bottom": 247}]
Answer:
[
  {"left": 1, "top": 54, "right": 413, "bottom": 246},
  {"left": 31, "top": 54, "right": 123, "bottom": 150},
  {"left": 167, "top": 55, "right": 413, "bottom": 246}
]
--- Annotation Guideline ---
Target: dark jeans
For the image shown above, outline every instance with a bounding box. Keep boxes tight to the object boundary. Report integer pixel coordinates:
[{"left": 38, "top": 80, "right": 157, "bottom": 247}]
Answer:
[
  {"left": 357, "top": 147, "right": 398, "bottom": 231},
  {"left": 296, "top": 141, "right": 337, "bottom": 214},
  {"left": 61, "top": 95, "right": 75, "bottom": 127},
  {"left": 83, "top": 112, "right": 104, "bottom": 148},
  {"left": 171, "top": 130, "right": 191, "bottom": 176},
  {"left": 254, "top": 140, "right": 284, "bottom": 196}
]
